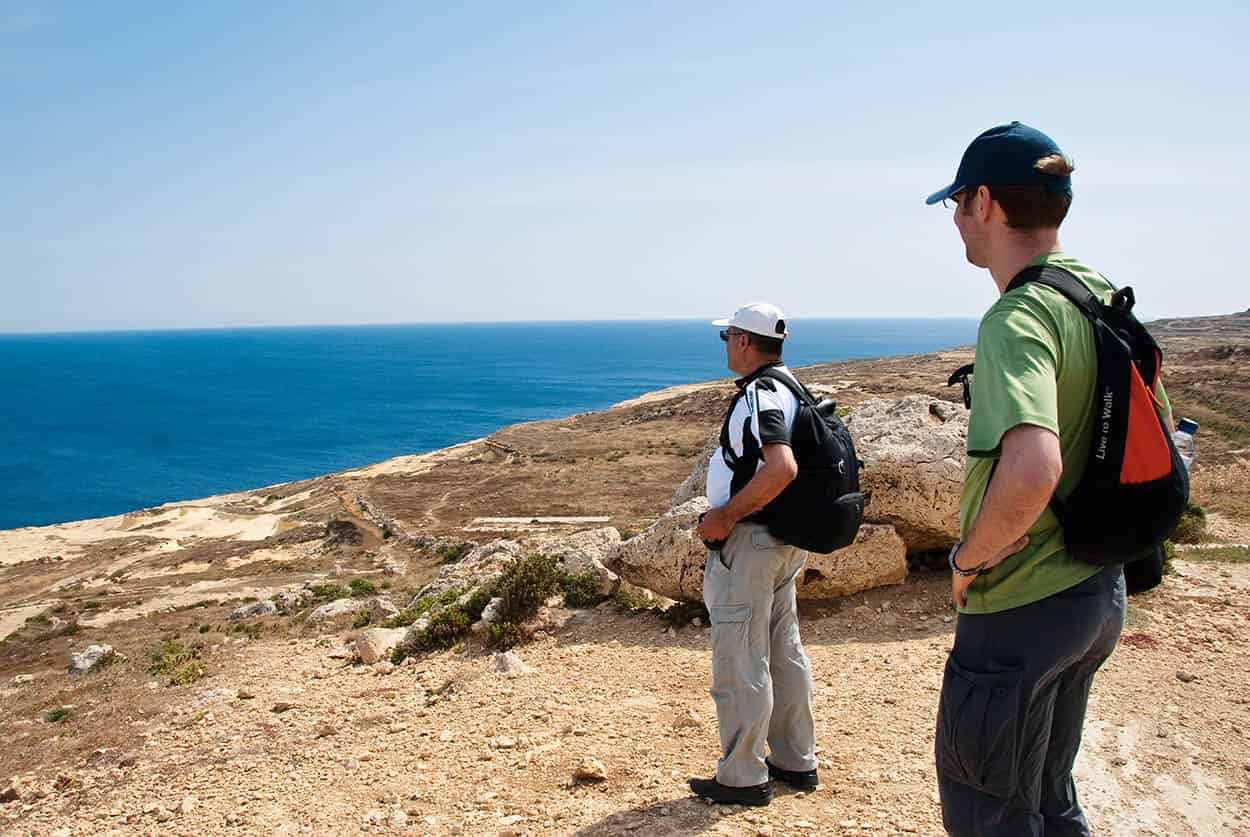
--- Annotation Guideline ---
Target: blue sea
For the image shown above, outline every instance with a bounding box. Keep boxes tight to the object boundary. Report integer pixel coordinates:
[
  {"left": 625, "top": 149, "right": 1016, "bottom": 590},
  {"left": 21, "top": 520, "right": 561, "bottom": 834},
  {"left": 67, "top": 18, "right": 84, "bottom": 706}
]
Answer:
[{"left": 0, "top": 320, "right": 977, "bottom": 530}]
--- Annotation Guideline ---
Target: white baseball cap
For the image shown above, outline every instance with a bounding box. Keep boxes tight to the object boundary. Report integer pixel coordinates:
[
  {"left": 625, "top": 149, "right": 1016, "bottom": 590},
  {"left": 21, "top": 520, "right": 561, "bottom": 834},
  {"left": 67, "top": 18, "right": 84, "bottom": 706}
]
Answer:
[{"left": 712, "top": 302, "right": 788, "bottom": 339}]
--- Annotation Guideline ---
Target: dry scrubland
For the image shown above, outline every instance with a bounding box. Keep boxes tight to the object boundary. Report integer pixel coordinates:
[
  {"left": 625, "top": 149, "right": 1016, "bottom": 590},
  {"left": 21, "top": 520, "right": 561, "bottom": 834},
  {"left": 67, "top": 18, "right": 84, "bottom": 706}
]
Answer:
[{"left": 1, "top": 312, "right": 1249, "bottom": 836}]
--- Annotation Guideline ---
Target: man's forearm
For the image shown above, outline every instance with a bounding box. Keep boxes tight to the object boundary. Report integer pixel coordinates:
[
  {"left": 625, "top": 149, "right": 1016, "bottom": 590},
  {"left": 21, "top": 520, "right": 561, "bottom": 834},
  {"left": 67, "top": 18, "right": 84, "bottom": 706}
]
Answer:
[
  {"left": 720, "top": 465, "right": 792, "bottom": 523},
  {"left": 960, "top": 425, "right": 1062, "bottom": 568},
  {"left": 719, "top": 444, "right": 798, "bottom": 524}
]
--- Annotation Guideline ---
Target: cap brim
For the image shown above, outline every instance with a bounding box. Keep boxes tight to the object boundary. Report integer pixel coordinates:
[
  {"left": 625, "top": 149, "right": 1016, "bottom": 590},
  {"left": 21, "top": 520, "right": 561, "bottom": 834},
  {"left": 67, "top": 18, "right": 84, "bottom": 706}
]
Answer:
[
  {"left": 925, "top": 181, "right": 963, "bottom": 206},
  {"left": 710, "top": 318, "right": 732, "bottom": 326}
]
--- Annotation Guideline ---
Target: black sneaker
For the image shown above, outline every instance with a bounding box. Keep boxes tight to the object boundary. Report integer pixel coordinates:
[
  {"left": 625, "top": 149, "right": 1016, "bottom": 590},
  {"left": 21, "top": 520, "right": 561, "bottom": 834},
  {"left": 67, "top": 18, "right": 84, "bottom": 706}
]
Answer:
[
  {"left": 688, "top": 776, "right": 773, "bottom": 807},
  {"left": 766, "top": 759, "right": 819, "bottom": 790}
]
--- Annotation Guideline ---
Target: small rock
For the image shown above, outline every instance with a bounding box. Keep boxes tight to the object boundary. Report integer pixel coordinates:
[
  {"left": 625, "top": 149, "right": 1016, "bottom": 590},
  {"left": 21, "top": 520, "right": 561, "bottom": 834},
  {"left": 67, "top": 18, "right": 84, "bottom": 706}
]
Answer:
[
  {"left": 0, "top": 783, "right": 19, "bottom": 804},
  {"left": 490, "top": 736, "right": 517, "bottom": 749},
  {"left": 573, "top": 757, "right": 608, "bottom": 783},
  {"left": 118, "top": 753, "right": 138, "bottom": 768},
  {"left": 373, "top": 661, "right": 396, "bottom": 676},
  {"left": 12, "top": 674, "right": 33, "bottom": 686},
  {"left": 388, "top": 808, "right": 408, "bottom": 828},
  {"left": 493, "top": 650, "right": 535, "bottom": 678},
  {"left": 315, "top": 721, "right": 338, "bottom": 738},
  {"left": 271, "top": 702, "right": 296, "bottom": 713},
  {"left": 179, "top": 796, "right": 197, "bottom": 815},
  {"left": 154, "top": 805, "right": 174, "bottom": 822},
  {"left": 1176, "top": 670, "right": 1199, "bottom": 683},
  {"left": 237, "top": 689, "right": 255, "bottom": 700},
  {"left": 439, "top": 729, "right": 455, "bottom": 742},
  {"left": 355, "top": 627, "right": 406, "bottom": 665},
  {"left": 499, "top": 815, "right": 525, "bottom": 826},
  {"left": 671, "top": 707, "right": 704, "bottom": 731},
  {"left": 942, "top": 615, "right": 953, "bottom": 623},
  {"left": 362, "top": 808, "right": 385, "bottom": 825}
]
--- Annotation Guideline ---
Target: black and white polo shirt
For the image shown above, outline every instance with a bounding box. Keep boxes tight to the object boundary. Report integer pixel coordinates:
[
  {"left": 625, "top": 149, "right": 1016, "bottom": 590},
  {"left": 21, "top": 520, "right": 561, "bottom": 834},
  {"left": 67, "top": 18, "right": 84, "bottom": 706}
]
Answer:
[{"left": 705, "top": 362, "right": 801, "bottom": 509}]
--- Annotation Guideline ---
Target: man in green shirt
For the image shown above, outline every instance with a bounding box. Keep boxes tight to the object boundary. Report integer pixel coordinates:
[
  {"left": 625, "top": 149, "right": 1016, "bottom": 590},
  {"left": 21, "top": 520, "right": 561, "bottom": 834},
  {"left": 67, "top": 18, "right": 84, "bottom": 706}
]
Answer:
[{"left": 924, "top": 123, "right": 1156, "bottom": 836}]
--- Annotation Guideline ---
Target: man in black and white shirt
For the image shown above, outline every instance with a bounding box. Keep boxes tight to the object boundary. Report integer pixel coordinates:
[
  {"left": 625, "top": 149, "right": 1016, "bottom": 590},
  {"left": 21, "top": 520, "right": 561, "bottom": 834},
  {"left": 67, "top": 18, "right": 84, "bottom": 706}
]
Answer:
[{"left": 691, "top": 302, "right": 819, "bottom": 807}]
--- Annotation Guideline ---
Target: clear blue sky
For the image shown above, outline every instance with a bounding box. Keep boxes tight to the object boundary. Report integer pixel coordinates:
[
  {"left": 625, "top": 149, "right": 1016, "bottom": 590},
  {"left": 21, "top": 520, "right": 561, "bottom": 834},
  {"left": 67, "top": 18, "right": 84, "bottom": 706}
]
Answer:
[{"left": 3, "top": 1, "right": 1247, "bottom": 332}]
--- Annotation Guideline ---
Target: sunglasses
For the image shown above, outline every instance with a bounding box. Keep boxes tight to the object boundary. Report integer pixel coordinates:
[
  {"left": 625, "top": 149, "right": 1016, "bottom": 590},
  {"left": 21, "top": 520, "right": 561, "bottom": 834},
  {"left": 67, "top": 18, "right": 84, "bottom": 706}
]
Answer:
[{"left": 719, "top": 329, "right": 745, "bottom": 342}]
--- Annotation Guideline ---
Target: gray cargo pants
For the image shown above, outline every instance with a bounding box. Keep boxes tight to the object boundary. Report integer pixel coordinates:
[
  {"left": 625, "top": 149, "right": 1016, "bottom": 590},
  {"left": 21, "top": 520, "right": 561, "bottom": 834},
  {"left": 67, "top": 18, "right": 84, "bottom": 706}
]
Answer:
[
  {"left": 702, "top": 521, "right": 817, "bottom": 787},
  {"left": 936, "top": 565, "right": 1126, "bottom": 836}
]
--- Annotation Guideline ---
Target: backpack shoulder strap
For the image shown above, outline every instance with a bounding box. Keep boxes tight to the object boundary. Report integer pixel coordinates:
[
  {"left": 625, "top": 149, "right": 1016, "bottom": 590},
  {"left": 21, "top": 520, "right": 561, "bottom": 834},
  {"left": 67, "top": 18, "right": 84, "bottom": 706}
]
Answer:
[
  {"left": 755, "top": 367, "right": 817, "bottom": 407},
  {"left": 1005, "top": 265, "right": 1101, "bottom": 321}
]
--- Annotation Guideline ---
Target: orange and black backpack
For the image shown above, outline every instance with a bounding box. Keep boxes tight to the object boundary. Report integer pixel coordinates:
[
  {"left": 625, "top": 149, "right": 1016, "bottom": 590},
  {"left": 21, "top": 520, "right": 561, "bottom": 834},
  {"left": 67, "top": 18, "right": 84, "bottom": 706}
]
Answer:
[{"left": 948, "top": 265, "right": 1190, "bottom": 566}]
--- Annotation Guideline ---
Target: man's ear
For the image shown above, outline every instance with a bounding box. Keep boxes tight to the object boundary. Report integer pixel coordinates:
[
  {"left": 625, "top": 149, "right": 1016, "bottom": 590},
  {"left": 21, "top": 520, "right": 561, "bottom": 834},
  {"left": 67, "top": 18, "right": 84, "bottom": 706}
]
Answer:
[{"left": 975, "top": 185, "right": 993, "bottom": 224}]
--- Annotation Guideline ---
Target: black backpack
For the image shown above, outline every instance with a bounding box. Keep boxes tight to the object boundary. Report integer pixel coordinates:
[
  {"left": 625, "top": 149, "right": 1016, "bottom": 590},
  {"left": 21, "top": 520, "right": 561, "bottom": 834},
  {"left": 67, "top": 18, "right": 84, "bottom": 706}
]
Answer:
[
  {"left": 720, "top": 367, "right": 864, "bottom": 554},
  {"left": 948, "top": 265, "right": 1189, "bottom": 567}
]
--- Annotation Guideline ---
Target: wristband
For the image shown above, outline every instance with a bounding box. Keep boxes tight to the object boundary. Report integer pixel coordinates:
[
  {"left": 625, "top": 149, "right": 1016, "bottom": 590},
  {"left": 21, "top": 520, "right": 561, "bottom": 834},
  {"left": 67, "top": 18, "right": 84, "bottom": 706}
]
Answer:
[{"left": 948, "top": 542, "right": 987, "bottom": 577}]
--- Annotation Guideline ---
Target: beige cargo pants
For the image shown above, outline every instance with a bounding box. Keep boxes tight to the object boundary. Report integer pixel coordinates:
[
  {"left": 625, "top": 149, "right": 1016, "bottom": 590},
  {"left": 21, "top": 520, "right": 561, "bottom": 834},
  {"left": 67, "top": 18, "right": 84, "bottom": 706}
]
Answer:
[{"left": 702, "top": 521, "right": 817, "bottom": 787}]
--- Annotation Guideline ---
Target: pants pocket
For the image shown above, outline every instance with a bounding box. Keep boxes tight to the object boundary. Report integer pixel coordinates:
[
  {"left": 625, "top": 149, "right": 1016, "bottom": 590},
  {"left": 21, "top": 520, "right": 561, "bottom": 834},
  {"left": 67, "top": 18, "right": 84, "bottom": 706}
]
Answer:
[
  {"left": 935, "top": 656, "right": 1023, "bottom": 799},
  {"left": 709, "top": 604, "right": 752, "bottom": 671}
]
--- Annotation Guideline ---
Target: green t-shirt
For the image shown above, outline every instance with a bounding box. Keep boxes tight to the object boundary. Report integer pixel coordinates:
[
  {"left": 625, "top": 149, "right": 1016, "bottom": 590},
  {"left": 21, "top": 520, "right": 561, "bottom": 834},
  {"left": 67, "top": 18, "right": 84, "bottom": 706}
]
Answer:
[{"left": 958, "top": 252, "right": 1171, "bottom": 614}]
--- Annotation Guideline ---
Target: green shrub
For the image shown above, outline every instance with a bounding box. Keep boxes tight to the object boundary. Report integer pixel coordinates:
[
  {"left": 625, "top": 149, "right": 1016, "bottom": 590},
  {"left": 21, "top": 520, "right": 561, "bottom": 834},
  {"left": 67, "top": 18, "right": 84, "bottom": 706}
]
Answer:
[
  {"left": 308, "top": 583, "right": 349, "bottom": 602},
  {"left": 148, "top": 639, "right": 204, "bottom": 686},
  {"left": 486, "top": 622, "right": 524, "bottom": 649},
  {"left": 83, "top": 600, "right": 101, "bottom": 611},
  {"left": 352, "top": 610, "right": 373, "bottom": 629},
  {"left": 436, "top": 543, "right": 471, "bottom": 563},
  {"left": 59, "top": 621, "right": 82, "bottom": 637},
  {"left": 1171, "top": 502, "right": 1207, "bottom": 544},
  {"left": 348, "top": 579, "right": 377, "bottom": 598},
  {"left": 417, "top": 607, "right": 471, "bottom": 650},
  {"left": 493, "top": 554, "right": 561, "bottom": 627},
  {"left": 198, "top": 624, "right": 212, "bottom": 634},
  {"left": 230, "top": 622, "right": 263, "bottom": 640},
  {"left": 559, "top": 570, "right": 604, "bottom": 609},
  {"left": 660, "top": 600, "right": 710, "bottom": 628},
  {"left": 611, "top": 583, "right": 654, "bottom": 612},
  {"left": 44, "top": 707, "right": 71, "bottom": 724},
  {"left": 390, "top": 585, "right": 495, "bottom": 661}
]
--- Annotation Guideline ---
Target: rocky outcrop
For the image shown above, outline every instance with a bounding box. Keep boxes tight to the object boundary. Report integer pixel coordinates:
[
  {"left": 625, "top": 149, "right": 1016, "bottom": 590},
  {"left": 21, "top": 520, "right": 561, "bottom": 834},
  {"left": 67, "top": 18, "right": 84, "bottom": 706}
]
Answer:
[
  {"left": 794, "top": 524, "right": 907, "bottom": 599},
  {"left": 413, "top": 540, "right": 522, "bottom": 603},
  {"left": 230, "top": 600, "right": 278, "bottom": 621},
  {"left": 606, "top": 497, "right": 906, "bottom": 603},
  {"left": 605, "top": 498, "right": 710, "bottom": 602},
  {"left": 68, "top": 644, "right": 122, "bottom": 674},
  {"left": 307, "top": 596, "right": 398, "bottom": 624},
  {"left": 845, "top": 396, "right": 966, "bottom": 552},
  {"left": 532, "top": 527, "right": 622, "bottom": 598}
]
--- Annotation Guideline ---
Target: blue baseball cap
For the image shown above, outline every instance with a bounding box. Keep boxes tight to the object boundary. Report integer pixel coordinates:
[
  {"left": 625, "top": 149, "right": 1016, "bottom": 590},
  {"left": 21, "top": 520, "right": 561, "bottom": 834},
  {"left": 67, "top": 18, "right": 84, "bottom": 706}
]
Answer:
[{"left": 925, "top": 121, "right": 1072, "bottom": 206}]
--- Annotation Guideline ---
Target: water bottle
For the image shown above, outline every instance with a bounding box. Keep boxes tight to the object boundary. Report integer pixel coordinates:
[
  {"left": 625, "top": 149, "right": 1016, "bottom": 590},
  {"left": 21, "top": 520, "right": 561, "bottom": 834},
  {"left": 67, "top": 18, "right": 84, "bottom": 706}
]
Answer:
[{"left": 1172, "top": 418, "right": 1198, "bottom": 470}]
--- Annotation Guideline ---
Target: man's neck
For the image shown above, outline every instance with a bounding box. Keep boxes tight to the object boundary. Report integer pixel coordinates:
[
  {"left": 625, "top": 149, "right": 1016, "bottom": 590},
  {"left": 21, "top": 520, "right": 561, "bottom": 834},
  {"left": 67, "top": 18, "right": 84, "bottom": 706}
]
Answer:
[{"left": 988, "top": 232, "right": 1062, "bottom": 294}]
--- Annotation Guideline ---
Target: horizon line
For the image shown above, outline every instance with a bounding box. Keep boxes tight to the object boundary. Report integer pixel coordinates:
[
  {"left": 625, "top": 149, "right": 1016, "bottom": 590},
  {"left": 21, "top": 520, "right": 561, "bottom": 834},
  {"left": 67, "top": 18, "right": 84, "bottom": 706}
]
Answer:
[{"left": 0, "top": 314, "right": 984, "bottom": 339}]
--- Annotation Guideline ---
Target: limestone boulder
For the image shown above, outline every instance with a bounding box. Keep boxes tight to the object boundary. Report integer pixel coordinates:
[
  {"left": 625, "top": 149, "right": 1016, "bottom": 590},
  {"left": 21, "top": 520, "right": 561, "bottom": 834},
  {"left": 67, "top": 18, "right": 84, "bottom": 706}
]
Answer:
[
  {"left": 230, "top": 600, "right": 277, "bottom": 621},
  {"left": 355, "top": 627, "right": 407, "bottom": 665},
  {"left": 307, "top": 596, "right": 398, "bottom": 624},
  {"left": 604, "top": 497, "right": 710, "bottom": 602},
  {"left": 533, "top": 527, "right": 622, "bottom": 598},
  {"left": 68, "top": 644, "right": 122, "bottom": 674},
  {"left": 607, "top": 499, "right": 907, "bottom": 603},
  {"left": 844, "top": 396, "right": 967, "bottom": 552},
  {"left": 794, "top": 524, "right": 907, "bottom": 599}
]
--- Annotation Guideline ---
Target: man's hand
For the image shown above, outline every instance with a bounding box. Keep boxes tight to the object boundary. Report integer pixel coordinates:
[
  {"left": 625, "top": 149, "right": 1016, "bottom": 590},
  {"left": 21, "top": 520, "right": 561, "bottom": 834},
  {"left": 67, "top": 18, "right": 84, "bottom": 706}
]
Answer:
[
  {"left": 951, "top": 535, "right": 1030, "bottom": 608},
  {"left": 698, "top": 505, "right": 736, "bottom": 543}
]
